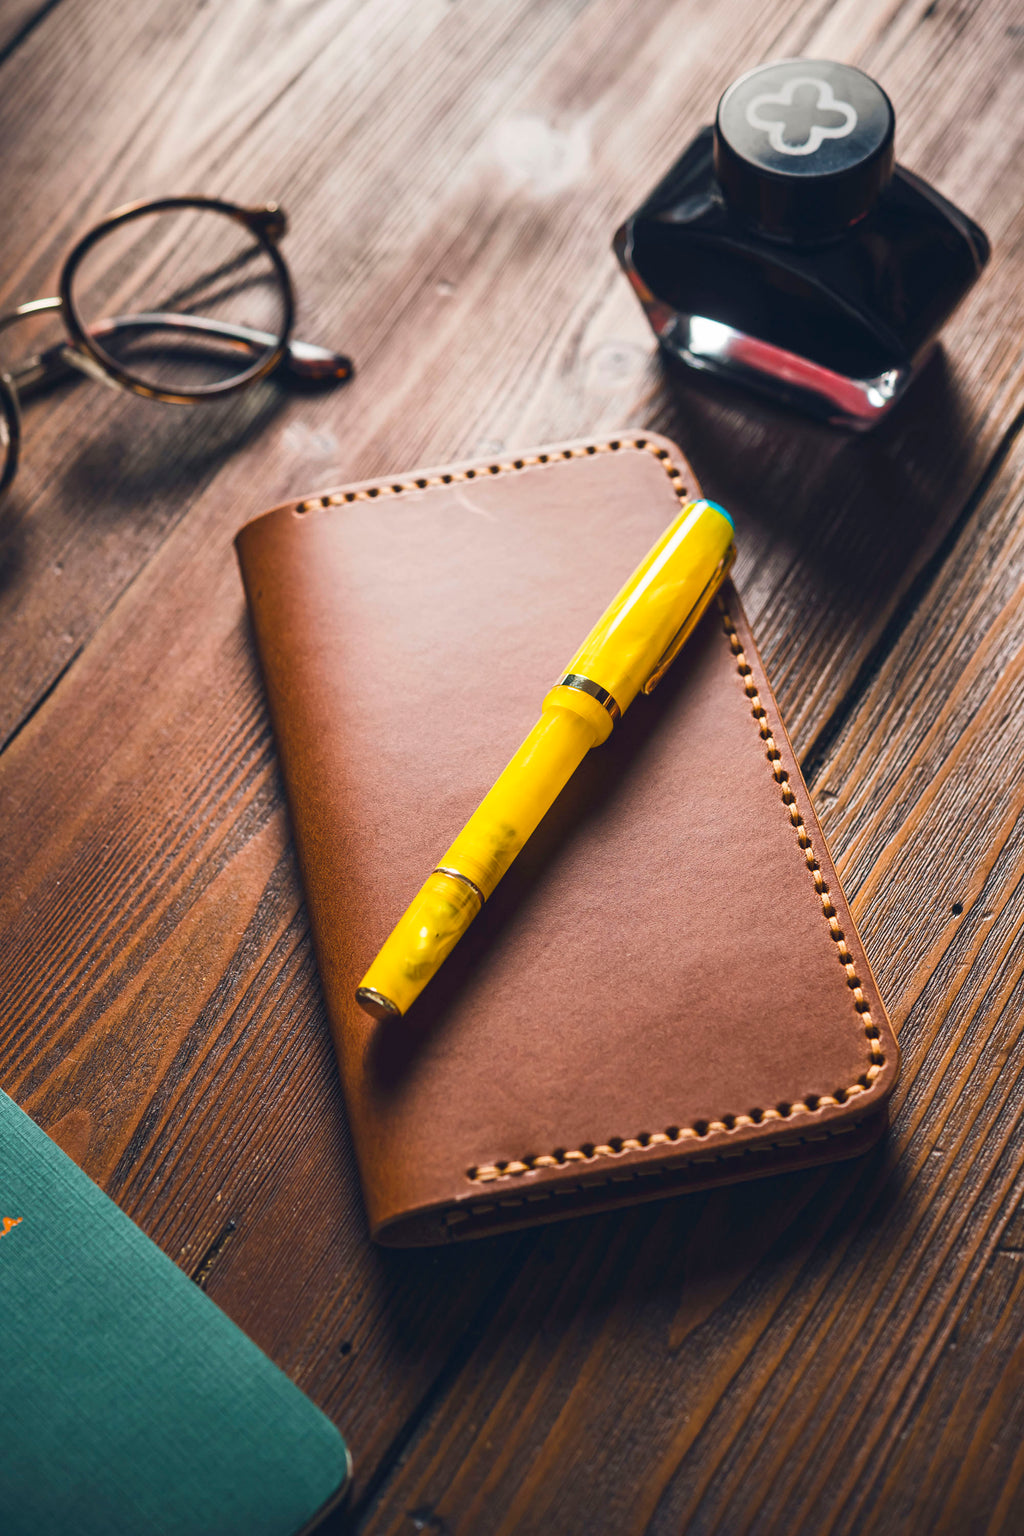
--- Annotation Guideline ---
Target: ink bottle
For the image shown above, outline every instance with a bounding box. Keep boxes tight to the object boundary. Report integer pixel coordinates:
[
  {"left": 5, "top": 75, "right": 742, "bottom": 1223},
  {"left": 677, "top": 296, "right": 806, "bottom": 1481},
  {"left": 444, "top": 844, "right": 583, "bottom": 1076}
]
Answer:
[{"left": 614, "top": 59, "right": 990, "bottom": 428}]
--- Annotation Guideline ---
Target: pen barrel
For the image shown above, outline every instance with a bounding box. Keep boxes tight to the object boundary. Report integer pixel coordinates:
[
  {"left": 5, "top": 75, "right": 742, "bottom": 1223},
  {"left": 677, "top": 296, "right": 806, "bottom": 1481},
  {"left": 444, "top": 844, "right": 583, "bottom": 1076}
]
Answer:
[
  {"left": 437, "top": 705, "right": 601, "bottom": 899},
  {"left": 355, "top": 499, "right": 735, "bottom": 1021},
  {"left": 357, "top": 871, "right": 483, "bottom": 1019},
  {"left": 356, "top": 704, "right": 600, "bottom": 1018}
]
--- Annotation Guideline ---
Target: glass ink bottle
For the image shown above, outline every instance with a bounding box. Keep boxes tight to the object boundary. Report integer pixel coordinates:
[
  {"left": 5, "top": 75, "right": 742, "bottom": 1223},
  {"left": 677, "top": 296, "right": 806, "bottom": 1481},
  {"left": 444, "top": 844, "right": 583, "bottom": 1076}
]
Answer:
[{"left": 614, "top": 59, "right": 990, "bottom": 428}]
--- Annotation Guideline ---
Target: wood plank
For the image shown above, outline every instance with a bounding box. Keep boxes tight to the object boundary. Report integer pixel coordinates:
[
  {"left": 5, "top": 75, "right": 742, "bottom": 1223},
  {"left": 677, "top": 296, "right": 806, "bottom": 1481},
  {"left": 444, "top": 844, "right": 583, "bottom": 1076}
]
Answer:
[
  {"left": 1, "top": 0, "right": 1021, "bottom": 755},
  {"left": 0, "top": 0, "right": 1022, "bottom": 1525},
  {"left": 355, "top": 413, "right": 1024, "bottom": 1536},
  {"left": 0, "top": 0, "right": 603, "bottom": 743},
  {"left": 0, "top": 455, "right": 540, "bottom": 1484}
]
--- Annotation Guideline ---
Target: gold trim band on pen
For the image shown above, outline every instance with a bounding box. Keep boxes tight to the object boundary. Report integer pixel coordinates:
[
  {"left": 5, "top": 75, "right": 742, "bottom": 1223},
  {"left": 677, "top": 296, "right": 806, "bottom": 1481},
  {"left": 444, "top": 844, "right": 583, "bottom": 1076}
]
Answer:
[
  {"left": 434, "top": 867, "right": 486, "bottom": 906},
  {"left": 555, "top": 674, "right": 622, "bottom": 723}
]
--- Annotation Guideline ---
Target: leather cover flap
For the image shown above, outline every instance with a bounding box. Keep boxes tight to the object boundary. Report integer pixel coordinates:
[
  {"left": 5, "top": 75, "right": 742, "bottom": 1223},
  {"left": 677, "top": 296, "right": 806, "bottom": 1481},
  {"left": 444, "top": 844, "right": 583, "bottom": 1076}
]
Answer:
[{"left": 235, "top": 434, "right": 899, "bottom": 1245}]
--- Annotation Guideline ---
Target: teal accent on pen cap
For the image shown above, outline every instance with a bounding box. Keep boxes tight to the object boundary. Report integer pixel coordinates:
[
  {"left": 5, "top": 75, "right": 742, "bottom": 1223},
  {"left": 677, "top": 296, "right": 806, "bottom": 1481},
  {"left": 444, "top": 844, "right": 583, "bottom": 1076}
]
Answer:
[{"left": 699, "top": 498, "right": 733, "bottom": 529}]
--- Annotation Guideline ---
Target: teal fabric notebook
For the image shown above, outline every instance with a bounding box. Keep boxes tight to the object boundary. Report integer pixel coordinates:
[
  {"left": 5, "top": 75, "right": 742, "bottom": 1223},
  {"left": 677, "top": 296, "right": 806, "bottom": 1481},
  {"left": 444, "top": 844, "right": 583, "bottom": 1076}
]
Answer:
[{"left": 0, "top": 1090, "right": 350, "bottom": 1536}]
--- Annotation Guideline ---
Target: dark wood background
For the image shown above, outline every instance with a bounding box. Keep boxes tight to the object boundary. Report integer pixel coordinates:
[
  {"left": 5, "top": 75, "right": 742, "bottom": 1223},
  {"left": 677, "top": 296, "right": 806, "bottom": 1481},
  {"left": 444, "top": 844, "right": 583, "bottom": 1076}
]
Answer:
[{"left": 2, "top": 1, "right": 1023, "bottom": 1531}]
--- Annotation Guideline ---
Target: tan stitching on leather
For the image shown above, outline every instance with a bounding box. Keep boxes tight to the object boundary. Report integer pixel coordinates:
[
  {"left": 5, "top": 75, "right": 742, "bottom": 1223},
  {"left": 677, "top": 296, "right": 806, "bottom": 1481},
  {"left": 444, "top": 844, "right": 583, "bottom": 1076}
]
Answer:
[
  {"left": 292, "top": 437, "right": 678, "bottom": 514},
  {"left": 448, "top": 1118, "right": 870, "bottom": 1221},
  {"left": 286, "top": 439, "right": 885, "bottom": 1188},
  {"left": 717, "top": 597, "right": 885, "bottom": 1081},
  {"left": 467, "top": 589, "right": 886, "bottom": 1186}
]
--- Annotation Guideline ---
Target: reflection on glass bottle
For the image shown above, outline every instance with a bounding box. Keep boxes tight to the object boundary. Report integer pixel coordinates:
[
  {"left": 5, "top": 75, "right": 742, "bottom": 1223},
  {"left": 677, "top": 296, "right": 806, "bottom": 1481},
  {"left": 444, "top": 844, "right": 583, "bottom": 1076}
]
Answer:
[{"left": 615, "top": 60, "right": 990, "bottom": 429}]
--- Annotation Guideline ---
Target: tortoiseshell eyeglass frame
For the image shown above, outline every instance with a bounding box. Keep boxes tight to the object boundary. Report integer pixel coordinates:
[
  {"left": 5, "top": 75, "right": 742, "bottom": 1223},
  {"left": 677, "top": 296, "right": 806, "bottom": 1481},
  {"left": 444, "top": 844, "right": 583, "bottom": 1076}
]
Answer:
[{"left": 0, "top": 194, "right": 353, "bottom": 498}]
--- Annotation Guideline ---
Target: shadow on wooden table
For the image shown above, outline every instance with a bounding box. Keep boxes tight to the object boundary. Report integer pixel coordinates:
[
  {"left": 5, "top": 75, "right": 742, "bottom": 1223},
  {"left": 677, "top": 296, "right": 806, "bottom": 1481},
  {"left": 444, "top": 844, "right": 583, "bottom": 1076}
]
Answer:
[
  {"left": 311, "top": 1129, "right": 902, "bottom": 1532},
  {"left": 57, "top": 384, "right": 289, "bottom": 519},
  {"left": 649, "top": 345, "right": 974, "bottom": 599},
  {"left": 0, "top": 377, "right": 287, "bottom": 605}
]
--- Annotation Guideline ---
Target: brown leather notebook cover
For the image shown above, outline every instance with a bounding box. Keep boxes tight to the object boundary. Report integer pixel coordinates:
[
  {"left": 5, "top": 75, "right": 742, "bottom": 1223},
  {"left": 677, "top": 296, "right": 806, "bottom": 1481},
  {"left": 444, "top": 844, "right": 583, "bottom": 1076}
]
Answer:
[{"left": 235, "top": 433, "right": 899, "bottom": 1246}]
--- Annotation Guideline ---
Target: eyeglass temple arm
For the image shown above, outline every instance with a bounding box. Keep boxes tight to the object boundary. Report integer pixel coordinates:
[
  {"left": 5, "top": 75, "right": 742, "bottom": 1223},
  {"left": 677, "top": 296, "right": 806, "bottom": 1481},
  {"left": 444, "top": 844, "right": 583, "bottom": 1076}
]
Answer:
[{"left": 7, "top": 308, "right": 353, "bottom": 393}]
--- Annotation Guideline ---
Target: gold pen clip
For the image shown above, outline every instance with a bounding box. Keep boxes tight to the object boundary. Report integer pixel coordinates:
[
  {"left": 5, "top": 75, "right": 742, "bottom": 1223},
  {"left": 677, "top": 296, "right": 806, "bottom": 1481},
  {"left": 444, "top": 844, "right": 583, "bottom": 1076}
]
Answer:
[{"left": 642, "top": 544, "right": 736, "bottom": 694}]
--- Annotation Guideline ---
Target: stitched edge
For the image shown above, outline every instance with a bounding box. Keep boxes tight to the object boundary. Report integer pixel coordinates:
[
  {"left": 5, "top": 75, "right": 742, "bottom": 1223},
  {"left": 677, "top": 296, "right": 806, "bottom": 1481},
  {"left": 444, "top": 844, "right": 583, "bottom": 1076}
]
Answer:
[
  {"left": 717, "top": 596, "right": 886, "bottom": 1081},
  {"left": 294, "top": 437, "right": 887, "bottom": 1187},
  {"left": 446, "top": 1115, "right": 873, "bottom": 1226},
  {"left": 291, "top": 438, "right": 660, "bottom": 513}
]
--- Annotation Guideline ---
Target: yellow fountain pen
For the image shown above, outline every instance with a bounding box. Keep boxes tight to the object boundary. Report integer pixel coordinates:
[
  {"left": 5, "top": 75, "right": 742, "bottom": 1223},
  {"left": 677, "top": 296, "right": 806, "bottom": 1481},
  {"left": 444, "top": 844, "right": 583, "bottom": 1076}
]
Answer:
[{"left": 356, "top": 497, "right": 736, "bottom": 1020}]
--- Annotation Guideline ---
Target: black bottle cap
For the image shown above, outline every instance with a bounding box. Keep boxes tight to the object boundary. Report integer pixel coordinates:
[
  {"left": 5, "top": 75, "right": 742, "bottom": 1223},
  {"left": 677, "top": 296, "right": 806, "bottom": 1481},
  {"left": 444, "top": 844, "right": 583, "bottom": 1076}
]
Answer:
[{"left": 714, "top": 59, "right": 895, "bottom": 241}]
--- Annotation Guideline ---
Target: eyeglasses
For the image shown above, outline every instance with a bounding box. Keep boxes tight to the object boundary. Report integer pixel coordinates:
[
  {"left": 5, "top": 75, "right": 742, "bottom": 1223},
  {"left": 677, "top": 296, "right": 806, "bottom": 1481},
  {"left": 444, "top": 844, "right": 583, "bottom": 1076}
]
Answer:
[{"left": 0, "top": 194, "right": 353, "bottom": 498}]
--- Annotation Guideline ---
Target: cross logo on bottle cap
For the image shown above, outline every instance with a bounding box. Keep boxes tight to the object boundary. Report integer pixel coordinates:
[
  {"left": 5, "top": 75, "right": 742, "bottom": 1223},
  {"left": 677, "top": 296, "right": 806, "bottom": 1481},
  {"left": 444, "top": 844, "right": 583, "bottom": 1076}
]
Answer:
[{"left": 744, "top": 77, "right": 858, "bottom": 157}]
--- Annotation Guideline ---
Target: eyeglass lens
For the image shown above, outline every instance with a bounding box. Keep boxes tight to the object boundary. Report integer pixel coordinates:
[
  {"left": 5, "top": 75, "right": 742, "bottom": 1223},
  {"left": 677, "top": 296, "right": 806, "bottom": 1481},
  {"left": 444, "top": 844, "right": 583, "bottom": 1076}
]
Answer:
[{"left": 68, "top": 206, "right": 288, "bottom": 393}]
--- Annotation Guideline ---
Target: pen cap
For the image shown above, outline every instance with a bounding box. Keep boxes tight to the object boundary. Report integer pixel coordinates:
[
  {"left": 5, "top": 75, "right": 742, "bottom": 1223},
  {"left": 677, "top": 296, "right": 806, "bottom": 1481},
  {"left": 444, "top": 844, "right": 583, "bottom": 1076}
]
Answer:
[{"left": 561, "top": 499, "right": 734, "bottom": 716}]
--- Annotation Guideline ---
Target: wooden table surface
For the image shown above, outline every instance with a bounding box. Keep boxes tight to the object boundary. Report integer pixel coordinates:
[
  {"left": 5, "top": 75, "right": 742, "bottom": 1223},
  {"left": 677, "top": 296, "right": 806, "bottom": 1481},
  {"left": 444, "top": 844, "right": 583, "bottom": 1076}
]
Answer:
[{"left": 2, "top": 1, "right": 1022, "bottom": 1531}]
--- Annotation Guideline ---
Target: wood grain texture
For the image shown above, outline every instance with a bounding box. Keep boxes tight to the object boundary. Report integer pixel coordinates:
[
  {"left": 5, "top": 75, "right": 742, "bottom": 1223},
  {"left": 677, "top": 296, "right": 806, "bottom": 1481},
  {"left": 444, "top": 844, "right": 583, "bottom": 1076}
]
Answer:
[
  {"left": 2, "top": 0, "right": 1021, "bottom": 748},
  {"left": 0, "top": 0, "right": 1022, "bottom": 1531},
  {"left": 360, "top": 441, "right": 1024, "bottom": 1536}
]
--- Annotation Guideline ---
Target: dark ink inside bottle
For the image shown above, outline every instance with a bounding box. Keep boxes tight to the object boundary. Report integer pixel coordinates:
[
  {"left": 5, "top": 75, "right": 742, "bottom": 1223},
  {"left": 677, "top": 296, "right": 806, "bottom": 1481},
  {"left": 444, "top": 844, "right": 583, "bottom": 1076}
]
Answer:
[{"left": 615, "top": 60, "right": 990, "bottom": 428}]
